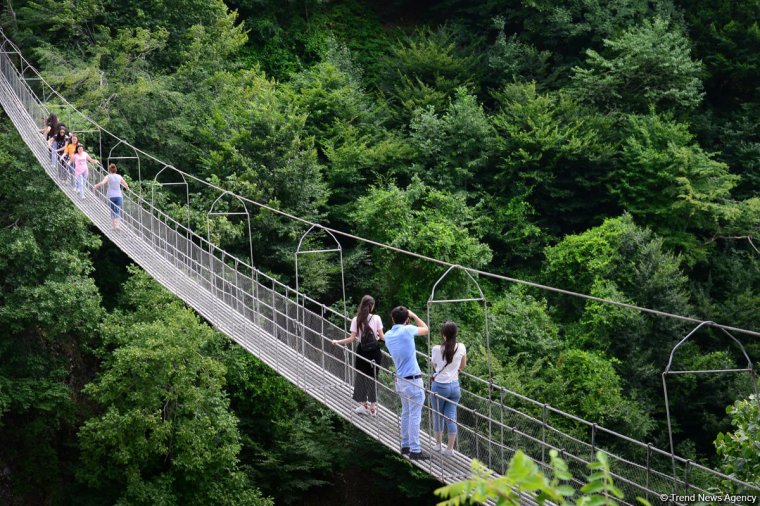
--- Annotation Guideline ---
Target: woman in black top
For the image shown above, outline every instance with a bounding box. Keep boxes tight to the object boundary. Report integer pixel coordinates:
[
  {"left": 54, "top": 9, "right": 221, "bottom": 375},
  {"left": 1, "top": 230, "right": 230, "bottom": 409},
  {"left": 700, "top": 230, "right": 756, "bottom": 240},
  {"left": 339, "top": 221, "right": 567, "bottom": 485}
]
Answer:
[
  {"left": 41, "top": 113, "right": 58, "bottom": 142},
  {"left": 50, "top": 123, "right": 69, "bottom": 178}
]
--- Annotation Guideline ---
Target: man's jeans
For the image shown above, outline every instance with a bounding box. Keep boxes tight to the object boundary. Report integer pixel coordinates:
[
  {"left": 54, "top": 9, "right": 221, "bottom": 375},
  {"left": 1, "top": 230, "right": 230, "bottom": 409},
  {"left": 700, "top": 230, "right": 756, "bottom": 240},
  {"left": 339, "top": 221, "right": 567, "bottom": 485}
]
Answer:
[{"left": 396, "top": 377, "right": 425, "bottom": 453}]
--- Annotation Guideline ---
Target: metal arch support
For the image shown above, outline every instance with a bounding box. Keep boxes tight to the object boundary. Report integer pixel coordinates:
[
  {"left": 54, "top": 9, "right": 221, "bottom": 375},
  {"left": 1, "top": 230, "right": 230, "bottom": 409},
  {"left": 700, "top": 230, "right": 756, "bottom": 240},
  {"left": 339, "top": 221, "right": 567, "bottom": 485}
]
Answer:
[
  {"left": 63, "top": 101, "right": 74, "bottom": 134},
  {"left": 426, "top": 264, "right": 492, "bottom": 381},
  {"left": 20, "top": 64, "right": 45, "bottom": 125},
  {"left": 293, "top": 225, "right": 348, "bottom": 386},
  {"left": 206, "top": 190, "right": 254, "bottom": 271},
  {"left": 152, "top": 164, "right": 191, "bottom": 234},
  {"left": 65, "top": 122, "right": 107, "bottom": 168},
  {"left": 107, "top": 139, "right": 142, "bottom": 189},
  {"left": 426, "top": 264, "right": 493, "bottom": 468},
  {"left": 95, "top": 127, "right": 104, "bottom": 166},
  {"left": 294, "top": 224, "right": 348, "bottom": 334},
  {"left": 662, "top": 321, "right": 760, "bottom": 489},
  {"left": 430, "top": 264, "right": 487, "bottom": 302}
]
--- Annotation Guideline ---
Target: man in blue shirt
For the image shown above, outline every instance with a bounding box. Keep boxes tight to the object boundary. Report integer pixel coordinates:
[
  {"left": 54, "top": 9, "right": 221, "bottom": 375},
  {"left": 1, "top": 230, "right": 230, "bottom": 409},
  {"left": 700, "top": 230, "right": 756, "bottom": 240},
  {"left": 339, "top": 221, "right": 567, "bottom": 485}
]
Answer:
[{"left": 384, "top": 306, "right": 430, "bottom": 460}]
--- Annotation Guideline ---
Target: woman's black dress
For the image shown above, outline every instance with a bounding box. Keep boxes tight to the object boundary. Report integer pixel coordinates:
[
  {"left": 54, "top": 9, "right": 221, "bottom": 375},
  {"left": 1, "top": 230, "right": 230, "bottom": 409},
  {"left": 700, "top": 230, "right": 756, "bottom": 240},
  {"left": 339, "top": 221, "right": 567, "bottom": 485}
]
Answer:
[{"left": 353, "top": 343, "right": 382, "bottom": 403}]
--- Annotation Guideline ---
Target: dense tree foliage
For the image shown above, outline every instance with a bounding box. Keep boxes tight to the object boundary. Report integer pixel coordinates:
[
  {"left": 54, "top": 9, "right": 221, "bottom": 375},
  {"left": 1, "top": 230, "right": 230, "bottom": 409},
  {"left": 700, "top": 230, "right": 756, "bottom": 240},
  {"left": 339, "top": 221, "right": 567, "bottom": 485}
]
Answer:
[
  {"left": 78, "top": 270, "right": 268, "bottom": 506},
  {"left": 571, "top": 17, "right": 704, "bottom": 114},
  {"left": 0, "top": 119, "right": 103, "bottom": 504},
  {"left": 2, "top": 0, "right": 760, "bottom": 501},
  {"left": 715, "top": 395, "right": 760, "bottom": 488}
]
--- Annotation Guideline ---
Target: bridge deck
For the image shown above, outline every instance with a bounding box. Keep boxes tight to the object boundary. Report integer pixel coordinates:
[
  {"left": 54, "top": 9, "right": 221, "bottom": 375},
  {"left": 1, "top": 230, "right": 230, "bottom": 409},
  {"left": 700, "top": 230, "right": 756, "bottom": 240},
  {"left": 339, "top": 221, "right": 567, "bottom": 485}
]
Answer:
[{"left": 0, "top": 63, "right": 521, "bottom": 499}]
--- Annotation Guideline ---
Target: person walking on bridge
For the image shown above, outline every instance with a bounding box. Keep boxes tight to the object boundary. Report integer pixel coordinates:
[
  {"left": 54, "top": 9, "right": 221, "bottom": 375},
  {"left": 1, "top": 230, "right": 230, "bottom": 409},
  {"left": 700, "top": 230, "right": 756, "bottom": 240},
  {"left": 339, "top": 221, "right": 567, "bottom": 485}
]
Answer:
[
  {"left": 385, "top": 306, "right": 430, "bottom": 460},
  {"left": 431, "top": 320, "right": 466, "bottom": 456},
  {"left": 62, "top": 133, "right": 78, "bottom": 184},
  {"left": 94, "top": 163, "right": 129, "bottom": 230},
  {"left": 331, "top": 295, "right": 385, "bottom": 416},
  {"left": 40, "top": 113, "right": 57, "bottom": 141},
  {"left": 72, "top": 144, "right": 97, "bottom": 200},
  {"left": 51, "top": 123, "right": 69, "bottom": 178},
  {"left": 40, "top": 113, "right": 58, "bottom": 163}
]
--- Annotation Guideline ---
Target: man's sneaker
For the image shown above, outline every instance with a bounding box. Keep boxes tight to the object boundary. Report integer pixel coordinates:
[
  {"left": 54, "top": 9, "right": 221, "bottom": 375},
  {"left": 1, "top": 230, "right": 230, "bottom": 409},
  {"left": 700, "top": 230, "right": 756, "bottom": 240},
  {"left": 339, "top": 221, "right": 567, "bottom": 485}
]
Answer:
[
  {"left": 441, "top": 448, "right": 454, "bottom": 457},
  {"left": 409, "top": 451, "right": 431, "bottom": 461},
  {"left": 354, "top": 404, "right": 370, "bottom": 415},
  {"left": 401, "top": 447, "right": 410, "bottom": 455},
  {"left": 432, "top": 443, "right": 442, "bottom": 452}
]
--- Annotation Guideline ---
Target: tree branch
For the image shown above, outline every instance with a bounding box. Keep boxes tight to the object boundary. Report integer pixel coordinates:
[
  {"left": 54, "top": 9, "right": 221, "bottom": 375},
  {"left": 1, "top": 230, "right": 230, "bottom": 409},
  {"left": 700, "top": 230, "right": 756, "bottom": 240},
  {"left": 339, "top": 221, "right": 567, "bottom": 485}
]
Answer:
[{"left": 704, "top": 235, "right": 760, "bottom": 255}]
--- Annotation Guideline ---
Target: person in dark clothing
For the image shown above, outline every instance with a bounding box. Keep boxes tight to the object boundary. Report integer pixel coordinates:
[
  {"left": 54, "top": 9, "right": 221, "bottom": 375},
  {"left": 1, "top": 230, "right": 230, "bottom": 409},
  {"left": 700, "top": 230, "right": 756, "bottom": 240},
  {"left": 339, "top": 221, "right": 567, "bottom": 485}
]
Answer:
[
  {"left": 50, "top": 123, "right": 69, "bottom": 178},
  {"left": 332, "top": 295, "right": 385, "bottom": 416}
]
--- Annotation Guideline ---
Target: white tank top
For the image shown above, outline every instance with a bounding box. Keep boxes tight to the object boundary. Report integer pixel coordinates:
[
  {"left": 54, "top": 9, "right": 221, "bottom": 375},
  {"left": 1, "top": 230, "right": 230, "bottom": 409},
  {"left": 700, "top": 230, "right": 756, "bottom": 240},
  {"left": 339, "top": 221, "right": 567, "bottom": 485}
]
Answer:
[
  {"left": 432, "top": 343, "right": 466, "bottom": 383},
  {"left": 106, "top": 174, "right": 123, "bottom": 198}
]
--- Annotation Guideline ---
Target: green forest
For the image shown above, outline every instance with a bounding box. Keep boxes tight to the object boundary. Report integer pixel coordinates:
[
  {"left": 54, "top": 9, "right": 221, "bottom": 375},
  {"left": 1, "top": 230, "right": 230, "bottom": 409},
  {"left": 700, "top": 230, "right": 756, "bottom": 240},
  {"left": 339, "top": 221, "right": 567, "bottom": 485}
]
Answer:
[{"left": 1, "top": 0, "right": 759, "bottom": 504}]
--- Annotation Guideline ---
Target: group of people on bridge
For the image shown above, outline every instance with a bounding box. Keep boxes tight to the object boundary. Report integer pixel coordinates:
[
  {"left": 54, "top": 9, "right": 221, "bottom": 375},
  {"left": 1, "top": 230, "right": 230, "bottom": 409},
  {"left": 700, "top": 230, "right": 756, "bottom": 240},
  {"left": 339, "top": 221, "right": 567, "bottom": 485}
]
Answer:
[
  {"left": 42, "top": 112, "right": 464, "bottom": 462},
  {"left": 333, "top": 296, "right": 467, "bottom": 461},
  {"left": 42, "top": 113, "right": 129, "bottom": 230}
]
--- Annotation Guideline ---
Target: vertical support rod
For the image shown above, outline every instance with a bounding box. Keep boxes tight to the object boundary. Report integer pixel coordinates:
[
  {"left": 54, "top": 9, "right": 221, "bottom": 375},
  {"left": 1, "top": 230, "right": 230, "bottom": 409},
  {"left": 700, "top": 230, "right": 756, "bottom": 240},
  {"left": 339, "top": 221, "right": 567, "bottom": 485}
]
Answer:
[
  {"left": 254, "top": 269, "right": 260, "bottom": 327},
  {"left": 646, "top": 443, "right": 652, "bottom": 504},
  {"left": 662, "top": 372, "right": 678, "bottom": 492},
  {"left": 320, "top": 304, "right": 326, "bottom": 372},
  {"left": 488, "top": 381, "right": 493, "bottom": 469},
  {"left": 234, "top": 260, "right": 240, "bottom": 314},
  {"left": 541, "top": 404, "right": 548, "bottom": 464},
  {"left": 500, "top": 389, "right": 505, "bottom": 474},
  {"left": 273, "top": 277, "right": 279, "bottom": 373}
]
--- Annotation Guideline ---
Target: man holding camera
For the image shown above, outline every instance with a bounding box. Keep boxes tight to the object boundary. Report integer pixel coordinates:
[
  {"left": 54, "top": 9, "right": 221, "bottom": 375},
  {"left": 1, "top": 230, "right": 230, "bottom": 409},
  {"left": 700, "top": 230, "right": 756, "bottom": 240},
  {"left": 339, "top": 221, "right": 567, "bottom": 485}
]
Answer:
[{"left": 384, "top": 306, "right": 430, "bottom": 460}]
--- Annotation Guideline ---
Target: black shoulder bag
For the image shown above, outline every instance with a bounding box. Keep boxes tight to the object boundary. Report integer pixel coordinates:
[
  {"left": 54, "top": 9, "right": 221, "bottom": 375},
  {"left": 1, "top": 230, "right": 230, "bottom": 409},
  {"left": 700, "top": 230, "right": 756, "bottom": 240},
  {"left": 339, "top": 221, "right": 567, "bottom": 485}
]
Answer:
[{"left": 359, "top": 317, "right": 380, "bottom": 352}]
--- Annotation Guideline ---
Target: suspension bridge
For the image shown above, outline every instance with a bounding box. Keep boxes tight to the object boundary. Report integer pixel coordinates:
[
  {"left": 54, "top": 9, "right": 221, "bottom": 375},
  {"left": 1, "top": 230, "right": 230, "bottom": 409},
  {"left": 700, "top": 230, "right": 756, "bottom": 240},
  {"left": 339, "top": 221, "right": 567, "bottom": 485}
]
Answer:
[{"left": 1, "top": 30, "right": 758, "bottom": 505}]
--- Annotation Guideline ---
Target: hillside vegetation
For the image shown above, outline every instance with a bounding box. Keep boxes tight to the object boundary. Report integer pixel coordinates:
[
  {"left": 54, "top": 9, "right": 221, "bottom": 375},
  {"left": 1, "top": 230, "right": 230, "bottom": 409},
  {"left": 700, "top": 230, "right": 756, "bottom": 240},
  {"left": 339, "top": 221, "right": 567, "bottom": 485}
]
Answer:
[{"left": 0, "top": 0, "right": 758, "bottom": 504}]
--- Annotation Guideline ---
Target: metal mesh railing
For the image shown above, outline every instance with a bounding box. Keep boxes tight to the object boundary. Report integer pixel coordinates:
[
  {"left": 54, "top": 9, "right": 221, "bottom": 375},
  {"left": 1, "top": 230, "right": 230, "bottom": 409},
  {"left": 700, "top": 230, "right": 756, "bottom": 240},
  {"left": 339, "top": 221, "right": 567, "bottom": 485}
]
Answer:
[{"left": 1, "top": 32, "right": 759, "bottom": 504}]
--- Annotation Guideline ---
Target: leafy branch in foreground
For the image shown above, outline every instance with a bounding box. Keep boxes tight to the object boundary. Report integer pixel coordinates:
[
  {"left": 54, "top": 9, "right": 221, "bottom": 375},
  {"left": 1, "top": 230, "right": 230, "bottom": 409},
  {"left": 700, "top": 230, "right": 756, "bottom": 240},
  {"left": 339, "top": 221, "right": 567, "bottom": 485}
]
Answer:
[
  {"left": 435, "top": 449, "right": 651, "bottom": 506},
  {"left": 715, "top": 394, "right": 760, "bottom": 490}
]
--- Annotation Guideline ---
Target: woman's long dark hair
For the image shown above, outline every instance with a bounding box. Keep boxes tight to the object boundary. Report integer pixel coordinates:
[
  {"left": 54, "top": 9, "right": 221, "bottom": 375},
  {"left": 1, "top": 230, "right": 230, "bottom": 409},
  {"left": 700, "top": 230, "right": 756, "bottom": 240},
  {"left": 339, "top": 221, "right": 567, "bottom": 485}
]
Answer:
[
  {"left": 441, "top": 321, "right": 458, "bottom": 365},
  {"left": 54, "top": 123, "right": 67, "bottom": 142},
  {"left": 45, "top": 113, "right": 58, "bottom": 128},
  {"left": 355, "top": 295, "right": 375, "bottom": 334}
]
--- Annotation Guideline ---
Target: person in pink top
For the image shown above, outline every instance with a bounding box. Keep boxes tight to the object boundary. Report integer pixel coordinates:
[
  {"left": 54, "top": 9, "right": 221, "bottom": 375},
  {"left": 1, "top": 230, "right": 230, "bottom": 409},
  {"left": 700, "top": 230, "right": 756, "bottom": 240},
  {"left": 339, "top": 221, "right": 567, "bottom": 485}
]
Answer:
[{"left": 72, "top": 144, "right": 98, "bottom": 199}]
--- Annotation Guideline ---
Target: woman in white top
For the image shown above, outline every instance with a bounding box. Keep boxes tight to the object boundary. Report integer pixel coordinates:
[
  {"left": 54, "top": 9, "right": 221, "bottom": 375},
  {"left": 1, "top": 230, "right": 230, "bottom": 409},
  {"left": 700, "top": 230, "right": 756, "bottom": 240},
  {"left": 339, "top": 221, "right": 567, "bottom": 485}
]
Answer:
[
  {"left": 431, "top": 321, "right": 466, "bottom": 456},
  {"left": 331, "top": 295, "right": 384, "bottom": 416},
  {"left": 93, "top": 163, "right": 130, "bottom": 230}
]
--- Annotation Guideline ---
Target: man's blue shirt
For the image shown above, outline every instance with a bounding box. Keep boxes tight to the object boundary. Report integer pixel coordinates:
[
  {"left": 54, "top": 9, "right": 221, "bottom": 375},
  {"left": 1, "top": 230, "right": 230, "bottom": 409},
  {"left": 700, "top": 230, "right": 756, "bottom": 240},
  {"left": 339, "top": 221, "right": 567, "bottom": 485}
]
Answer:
[{"left": 384, "top": 324, "right": 421, "bottom": 378}]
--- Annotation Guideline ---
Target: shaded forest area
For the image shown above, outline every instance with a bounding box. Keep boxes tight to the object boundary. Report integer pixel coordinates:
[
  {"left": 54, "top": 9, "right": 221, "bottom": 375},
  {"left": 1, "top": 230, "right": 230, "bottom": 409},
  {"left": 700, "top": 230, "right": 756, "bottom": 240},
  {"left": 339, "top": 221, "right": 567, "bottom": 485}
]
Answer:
[{"left": 1, "top": 0, "right": 759, "bottom": 504}]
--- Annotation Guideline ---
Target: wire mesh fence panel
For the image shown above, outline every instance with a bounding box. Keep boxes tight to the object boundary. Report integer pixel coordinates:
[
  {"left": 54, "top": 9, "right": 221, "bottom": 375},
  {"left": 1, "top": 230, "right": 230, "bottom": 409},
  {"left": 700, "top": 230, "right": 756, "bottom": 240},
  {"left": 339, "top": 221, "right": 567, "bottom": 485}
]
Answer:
[{"left": 255, "top": 282, "right": 276, "bottom": 338}]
